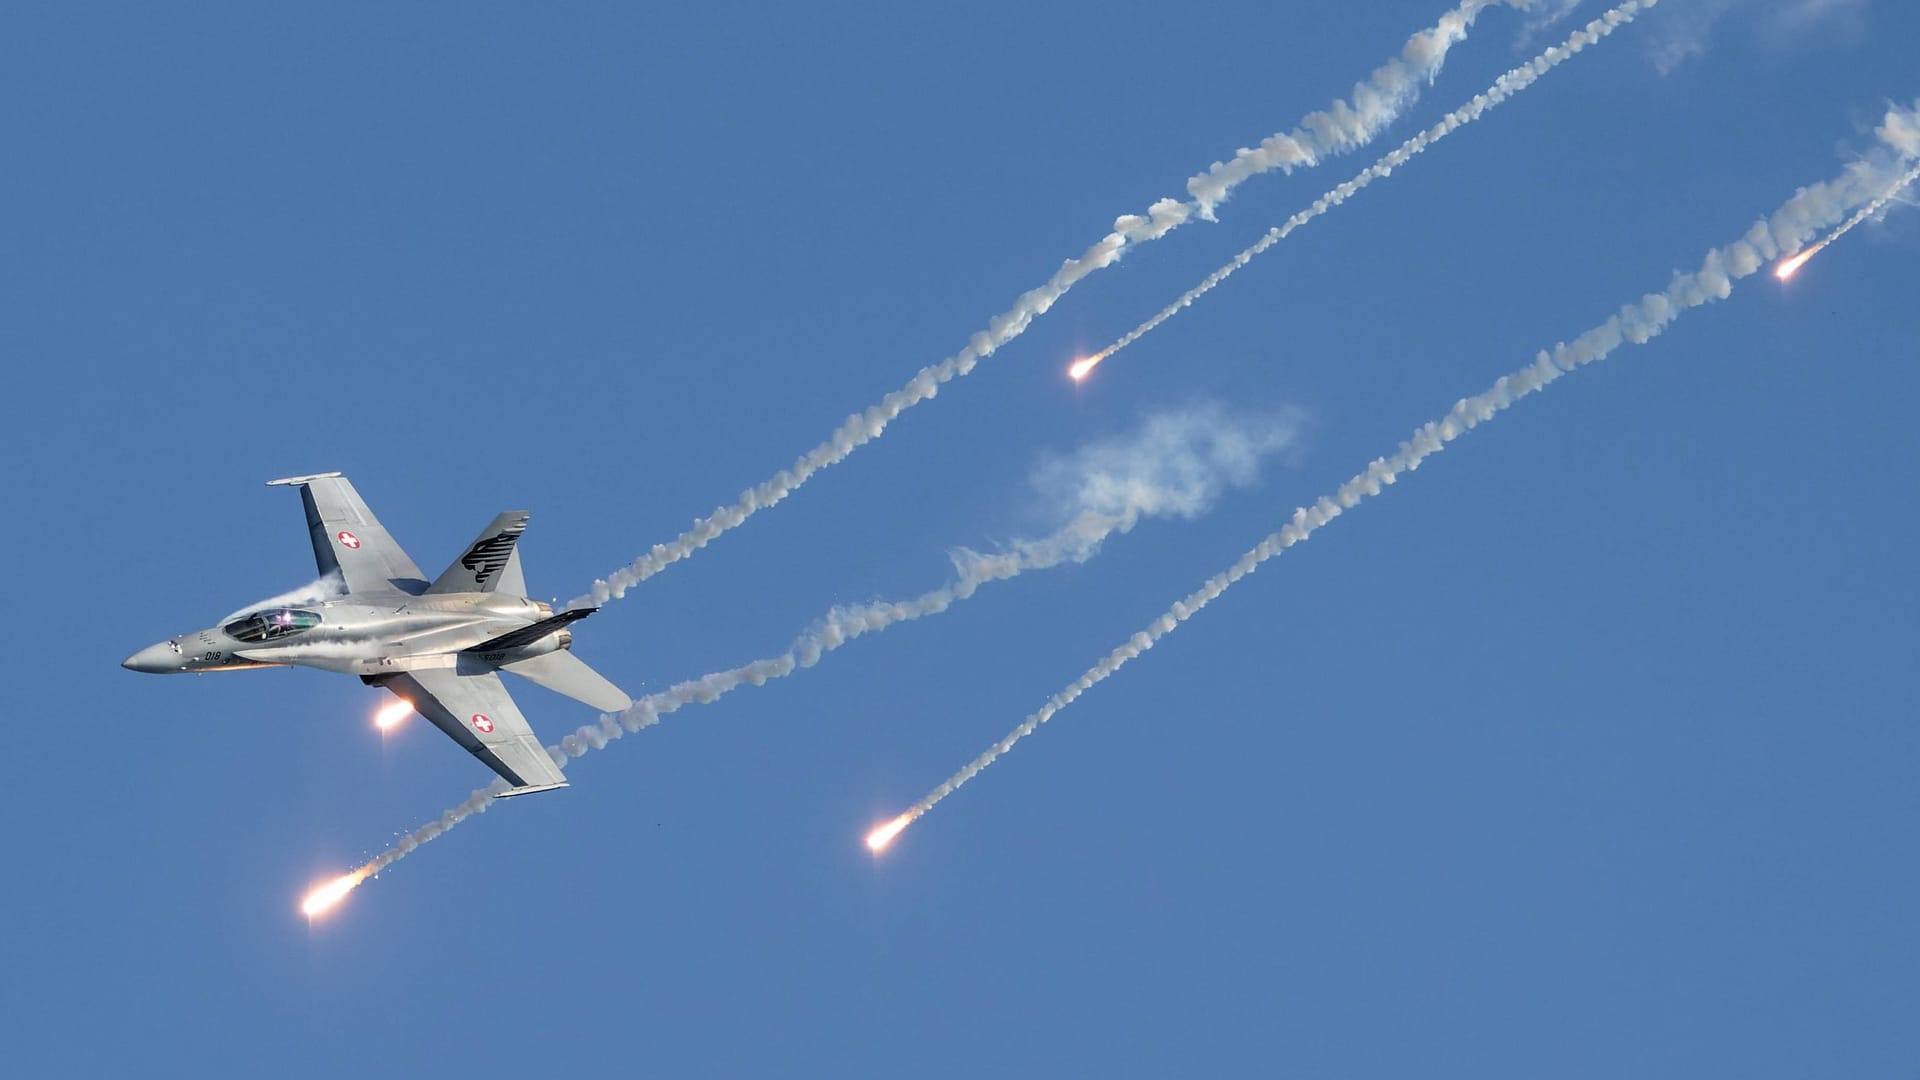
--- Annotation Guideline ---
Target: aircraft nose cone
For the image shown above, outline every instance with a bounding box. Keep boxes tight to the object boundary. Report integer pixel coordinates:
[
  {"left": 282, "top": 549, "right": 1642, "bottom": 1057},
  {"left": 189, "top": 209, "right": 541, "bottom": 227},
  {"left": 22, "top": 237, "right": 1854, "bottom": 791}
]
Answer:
[{"left": 122, "top": 642, "right": 176, "bottom": 673}]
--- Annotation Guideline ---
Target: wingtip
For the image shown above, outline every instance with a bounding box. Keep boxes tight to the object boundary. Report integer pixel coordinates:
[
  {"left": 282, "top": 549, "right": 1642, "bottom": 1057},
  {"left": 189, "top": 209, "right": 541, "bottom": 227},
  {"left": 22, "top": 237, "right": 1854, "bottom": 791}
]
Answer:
[
  {"left": 265, "top": 471, "right": 344, "bottom": 487},
  {"left": 493, "top": 781, "right": 570, "bottom": 800}
]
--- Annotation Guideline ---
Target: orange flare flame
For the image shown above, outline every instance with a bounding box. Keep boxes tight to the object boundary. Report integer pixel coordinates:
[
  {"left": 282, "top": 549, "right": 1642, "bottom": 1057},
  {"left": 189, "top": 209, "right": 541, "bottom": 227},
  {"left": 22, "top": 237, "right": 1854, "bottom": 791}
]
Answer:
[
  {"left": 374, "top": 700, "right": 413, "bottom": 731},
  {"left": 301, "top": 869, "right": 370, "bottom": 918},
  {"left": 1774, "top": 246, "right": 1820, "bottom": 280},
  {"left": 865, "top": 814, "right": 911, "bottom": 853},
  {"left": 1068, "top": 353, "right": 1104, "bottom": 381}
]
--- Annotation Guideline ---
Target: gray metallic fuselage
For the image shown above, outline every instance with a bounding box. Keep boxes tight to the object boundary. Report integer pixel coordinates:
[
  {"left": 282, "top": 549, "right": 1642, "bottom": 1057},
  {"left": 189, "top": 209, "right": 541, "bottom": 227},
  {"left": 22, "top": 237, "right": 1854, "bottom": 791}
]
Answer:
[
  {"left": 123, "top": 473, "right": 627, "bottom": 795},
  {"left": 122, "top": 589, "right": 556, "bottom": 678}
]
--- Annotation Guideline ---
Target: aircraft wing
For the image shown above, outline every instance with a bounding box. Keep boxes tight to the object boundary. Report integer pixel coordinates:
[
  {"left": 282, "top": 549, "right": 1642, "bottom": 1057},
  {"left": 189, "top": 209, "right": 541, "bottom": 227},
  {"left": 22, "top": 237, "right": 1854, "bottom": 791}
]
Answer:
[
  {"left": 379, "top": 668, "right": 569, "bottom": 795},
  {"left": 267, "top": 473, "right": 429, "bottom": 596}
]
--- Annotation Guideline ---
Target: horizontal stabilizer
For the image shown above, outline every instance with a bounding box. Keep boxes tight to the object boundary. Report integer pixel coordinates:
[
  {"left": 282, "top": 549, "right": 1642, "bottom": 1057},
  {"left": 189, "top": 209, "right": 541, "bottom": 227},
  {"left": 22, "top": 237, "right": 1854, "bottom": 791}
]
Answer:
[
  {"left": 464, "top": 608, "right": 597, "bottom": 654},
  {"left": 501, "top": 649, "right": 633, "bottom": 712}
]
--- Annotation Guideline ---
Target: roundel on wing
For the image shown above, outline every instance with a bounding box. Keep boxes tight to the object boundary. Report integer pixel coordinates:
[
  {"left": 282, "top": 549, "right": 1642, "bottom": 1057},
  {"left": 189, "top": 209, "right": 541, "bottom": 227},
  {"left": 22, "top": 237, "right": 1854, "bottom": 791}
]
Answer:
[
  {"left": 471, "top": 713, "right": 495, "bottom": 734},
  {"left": 337, "top": 530, "right": 361, "bottom": 550}
]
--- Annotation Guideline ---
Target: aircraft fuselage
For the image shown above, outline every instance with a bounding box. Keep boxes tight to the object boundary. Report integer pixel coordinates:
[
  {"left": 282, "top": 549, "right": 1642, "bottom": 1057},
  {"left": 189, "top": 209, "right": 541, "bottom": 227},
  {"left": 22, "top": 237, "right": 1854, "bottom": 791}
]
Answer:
[
  {"left": 122, "top": 473, "right": 627, "bottom": 796},
  {"left": 122, "top": 590, "right": 557, "bottom": 678}
]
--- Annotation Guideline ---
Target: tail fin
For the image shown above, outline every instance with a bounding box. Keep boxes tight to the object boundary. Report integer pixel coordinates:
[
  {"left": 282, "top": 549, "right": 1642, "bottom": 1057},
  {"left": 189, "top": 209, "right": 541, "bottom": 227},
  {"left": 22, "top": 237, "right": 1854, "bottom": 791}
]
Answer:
[{"left": 427, "top": 511, "right": 529, "bottom": 595}]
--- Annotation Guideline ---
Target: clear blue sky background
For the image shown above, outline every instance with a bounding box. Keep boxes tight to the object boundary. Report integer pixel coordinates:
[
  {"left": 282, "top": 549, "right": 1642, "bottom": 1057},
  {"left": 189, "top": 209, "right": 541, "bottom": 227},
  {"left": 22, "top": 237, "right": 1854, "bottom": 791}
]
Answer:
[{"left": 4, "top": 2, "right": 1916, "bottom": 1076}]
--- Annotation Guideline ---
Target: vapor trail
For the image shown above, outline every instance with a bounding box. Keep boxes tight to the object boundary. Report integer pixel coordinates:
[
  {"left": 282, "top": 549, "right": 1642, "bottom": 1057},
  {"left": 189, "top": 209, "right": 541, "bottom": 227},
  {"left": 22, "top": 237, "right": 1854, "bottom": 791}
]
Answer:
[
  {"left": 221, "top": 572, "right": 345, "bottom": 622},
  {"left": 570, "top": 2, "right": 1541, "bottom": 610},
  {"left": 1182, "top": 0, "right": 1560, "bottom": 218},
  {"left": 869, "top": 105, "right": 1920, "bottom": 847},
  {"left": 329, "top": 408, "right": 1299, "bottom": 890},
  {"left": 1075, "top": 0, "right": 1655, "bottom": 380},
  {"left": 560, "top": 407, "right": 1296, "bottom": 761},
  {"left": 1777, "top": 159, "right": 1920, "bottom": 279},
  {"left": 1806, "top": 158, "right": 1920, "bottom": 258}
]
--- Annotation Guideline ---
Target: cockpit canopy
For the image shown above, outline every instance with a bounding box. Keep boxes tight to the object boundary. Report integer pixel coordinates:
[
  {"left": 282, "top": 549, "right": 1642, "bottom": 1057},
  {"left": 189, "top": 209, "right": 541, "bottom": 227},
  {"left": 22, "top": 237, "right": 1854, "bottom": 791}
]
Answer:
[{"left": 224, "top": 608, "right": 322, "bottom": 643}]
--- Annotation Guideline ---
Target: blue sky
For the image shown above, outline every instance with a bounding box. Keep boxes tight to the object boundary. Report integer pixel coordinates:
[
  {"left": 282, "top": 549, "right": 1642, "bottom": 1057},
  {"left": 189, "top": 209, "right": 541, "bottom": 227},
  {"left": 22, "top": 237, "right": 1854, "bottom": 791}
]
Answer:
[{"left": 4, "top": 2, "right": 1916, "bottom": 1075}]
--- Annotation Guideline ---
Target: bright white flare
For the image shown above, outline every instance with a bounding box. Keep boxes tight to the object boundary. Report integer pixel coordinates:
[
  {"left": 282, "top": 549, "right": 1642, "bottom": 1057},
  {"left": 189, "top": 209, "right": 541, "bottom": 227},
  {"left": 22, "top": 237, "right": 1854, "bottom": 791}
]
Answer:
[
  {"left": 1092, "top": 0, "right": 1656, "bottom": 371},
  {"left": 569, "top": 2, "right": 1520, "bottom": 610},
  {"left": 866, "top": 815, "right": 911, "bottom": 852},
  {"left": 374, "top": 700, "right": 413, "bottom": 731},
  {"left": 1069, "top": 356, "right": 1101, "bottom": 381},
  {"left": 884, "top": 110, "right": 1920, "bottom": 835},
  {"left": 300, "top": 869, "right": 369, "bottom": 918},
  {"left": 1774, "top": 246, "right": 1820, "bottom": 279}
]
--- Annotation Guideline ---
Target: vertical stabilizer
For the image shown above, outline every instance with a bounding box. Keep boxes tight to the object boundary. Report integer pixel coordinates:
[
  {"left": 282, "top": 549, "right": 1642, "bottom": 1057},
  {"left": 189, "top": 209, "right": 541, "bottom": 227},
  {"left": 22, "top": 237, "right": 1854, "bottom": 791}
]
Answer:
[{"left": 427, "top": 512, "right": 530, "bottom": 595}]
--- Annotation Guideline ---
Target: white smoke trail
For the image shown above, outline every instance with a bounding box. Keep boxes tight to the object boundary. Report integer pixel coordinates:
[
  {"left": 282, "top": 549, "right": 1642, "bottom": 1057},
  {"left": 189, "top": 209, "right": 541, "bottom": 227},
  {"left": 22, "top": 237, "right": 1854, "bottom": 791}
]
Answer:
[
  {"left": 570, "top": 2, "right": 1534, "bottom": 610},
  {"left": 1516, "top": 0, "right": 1586, "bottom": 46},
  {"left": 1806, "top": 159, "right": 1920, "bottom": 254},
  {"left": 221, "top": 572, "right": 346, "bottom": 622},
  {"left": 1083, "top": 0, "right": 1656, "bottom": 375},
  {"left": 1777, "top": 158, "right": 1920, "bottom": 279},
  {"left": 871, "top": 104, "right": 1920, "bottom": 843},
  {"left": 348, "top": 407, "right": 1299, "bottom": 880},
  {"left": 1184, "top": 0, "right": 1537, "bottom": 218}
]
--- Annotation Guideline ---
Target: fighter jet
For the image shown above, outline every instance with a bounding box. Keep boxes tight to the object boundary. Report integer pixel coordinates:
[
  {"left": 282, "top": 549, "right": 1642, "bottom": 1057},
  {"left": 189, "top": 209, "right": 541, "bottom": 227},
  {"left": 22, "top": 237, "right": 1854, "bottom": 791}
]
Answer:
[{"left": 122, "top": 473, "right": 629, "bottom": 797}]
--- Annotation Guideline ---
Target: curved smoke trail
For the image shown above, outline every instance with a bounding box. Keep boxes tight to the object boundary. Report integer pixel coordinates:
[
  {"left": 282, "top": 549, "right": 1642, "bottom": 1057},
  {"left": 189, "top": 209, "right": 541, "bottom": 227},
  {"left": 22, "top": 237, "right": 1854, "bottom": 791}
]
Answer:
[
  {"left": 1079, "top": 0, "right": 1655, "bottom": 378},
  {"left": 870, "top": 104, "right": 1920, "bottom": 845},
  {"left": 570, "top": 2, "right": 1546, "bottom": 610},
  {"left": 333, "top": 407, "right": 1301, "bottom": 887}
]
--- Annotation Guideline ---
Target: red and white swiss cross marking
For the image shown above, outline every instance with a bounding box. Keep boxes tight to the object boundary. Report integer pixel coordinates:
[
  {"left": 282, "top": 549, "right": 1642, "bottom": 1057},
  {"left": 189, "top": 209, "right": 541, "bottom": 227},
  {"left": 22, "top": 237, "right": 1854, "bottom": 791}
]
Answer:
[
  {"left": 337, "top": 530, "right": 361, "bottom": 549},
  {"left": 470, "top": 713, "right": 495, "bottom": 734}
]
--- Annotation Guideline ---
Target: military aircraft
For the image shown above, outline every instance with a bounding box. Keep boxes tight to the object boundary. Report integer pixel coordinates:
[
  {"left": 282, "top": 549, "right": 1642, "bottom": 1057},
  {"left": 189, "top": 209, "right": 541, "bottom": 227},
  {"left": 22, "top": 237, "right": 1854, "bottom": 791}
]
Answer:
[{"left": 122, "top": 473, "right": 629, "bottom": 797}]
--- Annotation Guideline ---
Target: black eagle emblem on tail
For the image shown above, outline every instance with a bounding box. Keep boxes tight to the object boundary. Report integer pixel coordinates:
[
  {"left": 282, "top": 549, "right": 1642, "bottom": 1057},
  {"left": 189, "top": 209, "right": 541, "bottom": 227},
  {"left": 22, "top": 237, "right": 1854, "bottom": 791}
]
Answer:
[{"left": 461, "top": 529, "right": 522, "bottom": 585}]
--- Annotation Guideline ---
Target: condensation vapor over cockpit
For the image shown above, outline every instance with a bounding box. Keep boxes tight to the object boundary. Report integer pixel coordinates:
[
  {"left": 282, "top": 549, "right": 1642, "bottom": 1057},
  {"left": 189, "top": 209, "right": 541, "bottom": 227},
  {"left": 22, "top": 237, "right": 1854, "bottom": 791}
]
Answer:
[{"left": 223, "top": 609, "right": 322, "bottom": 643}]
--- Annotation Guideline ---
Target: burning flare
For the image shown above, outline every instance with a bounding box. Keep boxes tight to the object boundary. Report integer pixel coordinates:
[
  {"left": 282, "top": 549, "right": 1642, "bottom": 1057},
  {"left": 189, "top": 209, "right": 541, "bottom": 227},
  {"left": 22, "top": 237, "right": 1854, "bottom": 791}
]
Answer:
[
  {"left": 865, "top": 814, "right": 911, "bottom": 852},
  {"left": 1068, "top": 353, "right": 1106, "bottom": 381},
  {"left": 1774, "top": 245, "right": 1821, "bottom": 280},
  {"left": 300, "top": 868, "right": 371, "bottom": 918},
  {"left": 374, "top": 700, "right": 413, "bottom": 731},
  {"left": 1776, "top": 160, "right": 1920, "bottom": 281}
]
